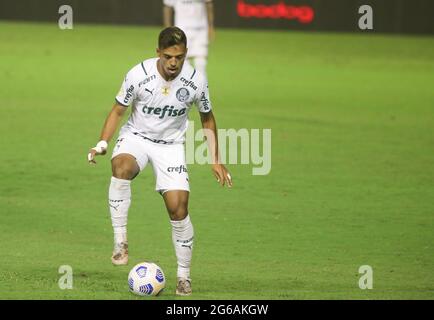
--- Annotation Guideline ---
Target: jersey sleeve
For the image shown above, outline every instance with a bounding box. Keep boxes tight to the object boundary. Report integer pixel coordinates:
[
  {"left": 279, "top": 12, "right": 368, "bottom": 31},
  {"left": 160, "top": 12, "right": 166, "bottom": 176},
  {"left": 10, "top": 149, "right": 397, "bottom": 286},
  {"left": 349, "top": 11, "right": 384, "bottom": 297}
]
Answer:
[
  {"left": 115, "top": 71, "right": 137, "bottom": 107},
  {"left": 195, "top": 79, "right": 212, "bottom": 113},
  {"left": 163, "top": 0, "right": 176, "bottom": 7}
]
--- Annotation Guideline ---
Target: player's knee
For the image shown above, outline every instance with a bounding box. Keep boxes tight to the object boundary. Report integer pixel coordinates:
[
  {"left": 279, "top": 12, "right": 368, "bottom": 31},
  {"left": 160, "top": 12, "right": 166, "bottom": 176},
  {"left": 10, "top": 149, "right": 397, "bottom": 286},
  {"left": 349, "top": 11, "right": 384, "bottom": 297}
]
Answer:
[
  {"left": 112, "top": 163, "right": 138, "bottom": 180},
  {"left": 112, "top": 166, "right": 134, "bottom": 180},
  {"left": 167, "top": 204, "right": 188, "bottom": 221},
  {"left": 163, "top": 191, "right": 189, "bottom": 220},
  {"left": 112, "top": 155, "right": 139, "bottom": 180}
]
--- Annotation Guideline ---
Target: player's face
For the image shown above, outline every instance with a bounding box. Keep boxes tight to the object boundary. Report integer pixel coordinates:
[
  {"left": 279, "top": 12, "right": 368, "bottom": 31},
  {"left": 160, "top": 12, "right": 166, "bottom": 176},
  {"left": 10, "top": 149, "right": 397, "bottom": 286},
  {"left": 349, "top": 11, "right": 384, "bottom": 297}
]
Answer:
[{"left": 157, "top": 44, "right": 187, "bottom": 80}]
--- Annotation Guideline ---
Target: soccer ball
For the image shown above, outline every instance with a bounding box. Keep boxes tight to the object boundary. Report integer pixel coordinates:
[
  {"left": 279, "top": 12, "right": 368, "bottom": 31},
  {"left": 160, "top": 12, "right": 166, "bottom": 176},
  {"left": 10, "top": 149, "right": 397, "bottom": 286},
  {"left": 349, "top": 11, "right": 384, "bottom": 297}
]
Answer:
[{"left": 128, "top": 262, "right": 166, "bottom": 296}]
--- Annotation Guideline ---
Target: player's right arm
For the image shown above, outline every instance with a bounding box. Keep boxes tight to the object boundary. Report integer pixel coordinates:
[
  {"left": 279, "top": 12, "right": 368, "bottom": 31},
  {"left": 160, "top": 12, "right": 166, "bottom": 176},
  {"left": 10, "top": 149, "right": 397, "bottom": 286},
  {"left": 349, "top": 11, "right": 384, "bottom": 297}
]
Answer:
[
  {"left": 163, "top": 1, "right": 175, "bottom": 28},
  {"left": 88, "top": 65, "right": 139, "bottom": 164},
  {"left": 87, "top": 103, "right": 127, "bottom": 164}
]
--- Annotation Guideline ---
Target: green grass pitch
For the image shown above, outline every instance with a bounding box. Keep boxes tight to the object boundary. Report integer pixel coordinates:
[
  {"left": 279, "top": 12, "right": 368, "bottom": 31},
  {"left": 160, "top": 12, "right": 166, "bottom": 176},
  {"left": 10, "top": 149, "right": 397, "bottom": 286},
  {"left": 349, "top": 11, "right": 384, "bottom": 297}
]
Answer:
[{"left": 0, "top": 21, "right": 434, "bottom": 299}]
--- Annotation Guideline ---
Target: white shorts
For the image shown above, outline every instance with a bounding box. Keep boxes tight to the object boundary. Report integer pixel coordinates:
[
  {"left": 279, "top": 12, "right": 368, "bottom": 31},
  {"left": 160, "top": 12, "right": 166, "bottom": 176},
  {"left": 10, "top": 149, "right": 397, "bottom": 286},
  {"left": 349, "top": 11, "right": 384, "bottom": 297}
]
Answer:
[
  {"left": 111, "top": 131, "right": 190, "bottom": 193},
  {"left": 184, "top": 27, "right": 209, "bottom": 58}
]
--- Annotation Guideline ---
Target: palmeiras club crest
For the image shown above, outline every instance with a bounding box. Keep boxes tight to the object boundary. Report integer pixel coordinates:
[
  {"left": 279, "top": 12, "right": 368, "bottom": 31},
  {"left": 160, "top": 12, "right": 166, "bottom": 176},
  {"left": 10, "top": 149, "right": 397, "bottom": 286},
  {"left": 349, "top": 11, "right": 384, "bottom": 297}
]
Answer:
[{"left": 176, "top": 88, "right": 190, "bottom": 102}]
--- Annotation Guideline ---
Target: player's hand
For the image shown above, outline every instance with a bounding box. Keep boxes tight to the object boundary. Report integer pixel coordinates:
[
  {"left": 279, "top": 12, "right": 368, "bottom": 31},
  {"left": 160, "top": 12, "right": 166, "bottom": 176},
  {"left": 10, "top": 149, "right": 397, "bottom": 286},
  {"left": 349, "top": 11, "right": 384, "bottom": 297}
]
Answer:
[
  {"left": 87, "top": 140, "right": 108, "bottom": 164},
  {"left": 212, "top": 163, "right": 232, "bottom": 187}
]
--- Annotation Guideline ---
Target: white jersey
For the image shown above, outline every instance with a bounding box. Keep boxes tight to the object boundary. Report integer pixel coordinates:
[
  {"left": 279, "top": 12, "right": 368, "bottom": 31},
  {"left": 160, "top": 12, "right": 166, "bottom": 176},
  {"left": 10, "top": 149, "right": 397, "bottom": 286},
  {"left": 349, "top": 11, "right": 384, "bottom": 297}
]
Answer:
[
  {"left": 115, "top": 58, "right": 212, "bottom": 144},
  {"left": 163, "top": 0, "right": 211, "bottom": 29}
]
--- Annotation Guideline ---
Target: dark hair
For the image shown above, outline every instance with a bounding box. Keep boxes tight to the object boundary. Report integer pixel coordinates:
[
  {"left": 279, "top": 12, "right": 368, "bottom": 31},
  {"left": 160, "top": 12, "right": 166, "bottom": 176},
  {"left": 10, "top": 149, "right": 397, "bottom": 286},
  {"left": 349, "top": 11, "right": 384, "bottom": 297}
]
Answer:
[{"left": 158, "top": 27, "right": 187, "bottom": 49}]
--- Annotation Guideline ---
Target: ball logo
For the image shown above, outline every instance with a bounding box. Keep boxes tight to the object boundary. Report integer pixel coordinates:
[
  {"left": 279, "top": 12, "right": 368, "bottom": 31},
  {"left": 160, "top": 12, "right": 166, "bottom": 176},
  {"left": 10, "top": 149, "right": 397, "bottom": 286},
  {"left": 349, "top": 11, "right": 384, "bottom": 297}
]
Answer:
[
  {"left": 128, "top": 277, "right": 134, "bottom": 290},
  {"left": 155, "top": 269, "right": 164, "bottom": 283},
  {"left": 176, "top": 88, "right": 190, "bottom": 102},
  {"left": 136, "top": 266, "right": 147, "bottom": 278},
  {"left": 139, "top": 283, "right": 154, "bottom": 295}
]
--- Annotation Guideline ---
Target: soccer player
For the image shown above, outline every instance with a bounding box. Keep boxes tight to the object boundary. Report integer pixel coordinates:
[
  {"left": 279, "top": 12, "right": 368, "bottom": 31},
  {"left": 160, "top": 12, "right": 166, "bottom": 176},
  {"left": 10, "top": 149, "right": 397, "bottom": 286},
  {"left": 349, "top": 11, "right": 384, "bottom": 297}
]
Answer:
[
  {"left": 87, "top": 27, "right": 232, "bottom": 296},
  {"left": 163, "top": 0, "right": 215, "bottom": 79}
]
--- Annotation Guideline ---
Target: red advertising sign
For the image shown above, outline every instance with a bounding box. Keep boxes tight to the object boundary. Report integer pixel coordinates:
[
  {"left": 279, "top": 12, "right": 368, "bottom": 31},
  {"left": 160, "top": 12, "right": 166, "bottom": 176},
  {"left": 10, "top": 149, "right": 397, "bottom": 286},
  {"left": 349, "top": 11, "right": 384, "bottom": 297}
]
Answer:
[{"left": 237, "top": 0, "right": 314, "bottom": 23}]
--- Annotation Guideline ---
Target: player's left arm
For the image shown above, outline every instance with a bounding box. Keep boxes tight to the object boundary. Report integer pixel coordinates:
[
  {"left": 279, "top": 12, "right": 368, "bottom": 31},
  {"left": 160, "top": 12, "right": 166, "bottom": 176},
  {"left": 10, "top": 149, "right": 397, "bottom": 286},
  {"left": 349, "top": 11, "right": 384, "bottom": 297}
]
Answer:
[
  {"left": 205, "top": 0, "right": 215, "bottom": 42},
  {"left": 200, "top": 111, "right": 232, "bottom": 187}
]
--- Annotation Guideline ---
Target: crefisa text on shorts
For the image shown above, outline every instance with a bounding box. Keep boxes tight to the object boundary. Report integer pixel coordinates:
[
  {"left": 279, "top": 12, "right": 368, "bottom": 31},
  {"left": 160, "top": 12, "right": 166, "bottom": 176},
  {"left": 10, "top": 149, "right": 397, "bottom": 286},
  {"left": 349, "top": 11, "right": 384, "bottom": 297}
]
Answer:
[
  {"left": 185, "top": 121, "right": 271, "bottom": 175},
  {"left": 166, "top": 303, "right": 269, "bottom": 317}
]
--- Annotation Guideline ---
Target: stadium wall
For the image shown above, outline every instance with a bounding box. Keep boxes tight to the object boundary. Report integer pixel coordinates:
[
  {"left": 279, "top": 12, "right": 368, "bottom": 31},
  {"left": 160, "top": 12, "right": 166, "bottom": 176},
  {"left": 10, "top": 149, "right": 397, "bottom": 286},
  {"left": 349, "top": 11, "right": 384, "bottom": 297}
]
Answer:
[{"left": 0, "top": 0, "right": 433, "bottom": 35}]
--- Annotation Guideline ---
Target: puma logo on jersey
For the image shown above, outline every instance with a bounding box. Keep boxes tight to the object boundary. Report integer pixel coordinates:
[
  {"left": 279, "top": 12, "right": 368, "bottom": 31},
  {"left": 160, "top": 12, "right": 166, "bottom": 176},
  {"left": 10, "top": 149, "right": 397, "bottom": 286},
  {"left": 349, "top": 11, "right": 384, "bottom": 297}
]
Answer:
[{"left": 145, "top": 88, "right": 154, "bottom": 95}]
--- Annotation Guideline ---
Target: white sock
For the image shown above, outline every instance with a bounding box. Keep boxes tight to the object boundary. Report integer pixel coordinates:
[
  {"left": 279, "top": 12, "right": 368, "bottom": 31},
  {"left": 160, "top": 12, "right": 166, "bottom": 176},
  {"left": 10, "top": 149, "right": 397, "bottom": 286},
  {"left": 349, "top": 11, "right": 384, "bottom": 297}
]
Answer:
[
  {"left": 109, "top": 177, "right": 131, "bottom": 244},
  {"left": 171, "top": 215, "right": 194, "bottom": 279},
  {"left": 194, "top": 56, "right": 207, "bottom": 79}
]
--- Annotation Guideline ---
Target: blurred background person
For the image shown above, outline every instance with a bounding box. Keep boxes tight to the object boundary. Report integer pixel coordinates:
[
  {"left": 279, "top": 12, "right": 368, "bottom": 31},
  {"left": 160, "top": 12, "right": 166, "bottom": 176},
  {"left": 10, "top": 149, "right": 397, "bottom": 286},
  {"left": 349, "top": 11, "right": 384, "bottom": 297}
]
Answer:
[{"left": 163, "top": 0, "right": 215, "bottom": 79}]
